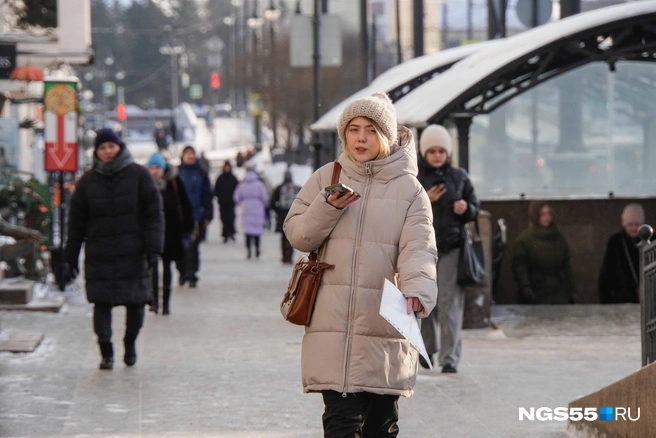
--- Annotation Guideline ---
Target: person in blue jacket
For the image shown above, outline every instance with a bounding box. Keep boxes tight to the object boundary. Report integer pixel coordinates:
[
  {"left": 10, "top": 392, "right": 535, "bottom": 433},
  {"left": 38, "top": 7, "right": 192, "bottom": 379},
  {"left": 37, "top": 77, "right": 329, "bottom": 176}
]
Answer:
[{"left": 176, "top": 145, "right": 213, "bottom": 288}]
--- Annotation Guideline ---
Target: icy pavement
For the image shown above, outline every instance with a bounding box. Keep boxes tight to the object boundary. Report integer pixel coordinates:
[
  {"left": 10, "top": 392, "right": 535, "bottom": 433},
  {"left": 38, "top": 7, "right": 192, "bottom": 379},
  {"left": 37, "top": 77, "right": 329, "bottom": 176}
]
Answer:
[{"left": 0, "top": 220, "right": 641, "bottom": 437}]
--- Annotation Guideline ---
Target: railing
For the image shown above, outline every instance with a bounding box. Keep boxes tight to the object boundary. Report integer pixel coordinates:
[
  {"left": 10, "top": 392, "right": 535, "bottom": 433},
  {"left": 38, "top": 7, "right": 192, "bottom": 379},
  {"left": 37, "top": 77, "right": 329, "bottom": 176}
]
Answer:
[{"left": 639, "top": 224, "right": 656, "bottom": 366}]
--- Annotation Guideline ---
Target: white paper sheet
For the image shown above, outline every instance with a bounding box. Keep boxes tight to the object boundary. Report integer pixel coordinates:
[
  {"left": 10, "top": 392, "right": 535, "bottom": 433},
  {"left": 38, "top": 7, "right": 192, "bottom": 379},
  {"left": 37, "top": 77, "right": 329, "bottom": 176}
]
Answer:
[{"left": 379, "top": 279, "right": 432, "bottom": 370}]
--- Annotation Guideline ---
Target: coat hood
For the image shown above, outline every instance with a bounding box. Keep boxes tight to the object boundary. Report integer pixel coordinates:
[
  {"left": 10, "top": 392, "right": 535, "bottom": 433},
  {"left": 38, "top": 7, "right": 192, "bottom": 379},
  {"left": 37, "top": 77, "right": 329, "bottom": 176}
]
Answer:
[
  {"left": 337, "top": 126, "right": 417, "bottom": 184},
  {"left": 243, "top": 170, "right": 259, "bottom": 182},
  {"left": 528, "top": 200, "right": 554, "bottom": 227}
]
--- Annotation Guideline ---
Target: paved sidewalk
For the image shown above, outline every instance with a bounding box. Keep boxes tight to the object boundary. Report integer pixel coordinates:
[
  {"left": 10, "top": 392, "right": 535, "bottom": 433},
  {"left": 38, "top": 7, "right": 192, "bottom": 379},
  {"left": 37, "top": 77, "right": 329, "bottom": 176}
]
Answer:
[{"left": 0, "top": 221, "right": 642, "bottom": 438}]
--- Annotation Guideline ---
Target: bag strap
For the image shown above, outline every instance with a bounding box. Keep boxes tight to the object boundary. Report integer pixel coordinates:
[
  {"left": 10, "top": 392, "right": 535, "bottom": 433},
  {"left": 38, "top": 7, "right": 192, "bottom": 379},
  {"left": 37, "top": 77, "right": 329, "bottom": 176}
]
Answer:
[
  {"left": 622, "top": 237, "right": 639, "bottom": 285},
  {"left": 315, "top": 161, "right": 342, "bottom": 262},
  {"left": 473, "top": 215, "right": 480, "bottom": 237}
]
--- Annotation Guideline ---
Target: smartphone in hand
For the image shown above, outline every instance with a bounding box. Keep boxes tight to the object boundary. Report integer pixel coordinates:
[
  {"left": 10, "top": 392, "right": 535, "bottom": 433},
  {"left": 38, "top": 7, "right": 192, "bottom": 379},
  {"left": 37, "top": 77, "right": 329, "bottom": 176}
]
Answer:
[{"left": 325, "top": 183, "right": 360, "bottom": 198}]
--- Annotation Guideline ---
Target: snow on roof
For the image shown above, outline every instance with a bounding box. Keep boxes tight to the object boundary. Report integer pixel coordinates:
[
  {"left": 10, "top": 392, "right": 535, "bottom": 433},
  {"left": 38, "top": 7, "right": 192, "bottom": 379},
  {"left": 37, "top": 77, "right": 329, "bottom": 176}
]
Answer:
[
  {"left": 310, "top": 41, "right": 500, "bottom": 131},
  {"left": 395, "top": 0, "right": 656, "bottom": 126}
]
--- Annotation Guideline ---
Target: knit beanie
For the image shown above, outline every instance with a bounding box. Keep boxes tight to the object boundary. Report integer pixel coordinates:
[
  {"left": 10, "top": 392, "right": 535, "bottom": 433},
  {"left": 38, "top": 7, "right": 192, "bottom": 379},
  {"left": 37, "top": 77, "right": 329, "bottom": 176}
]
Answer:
[
  {"left": 337, "top": 92, "right": 397, "bottom": 146},
  {"left": 94, "top": 128, "right": 122, "bottom": 149},
  {"left": 146, "top": 152, "right": 167, "bottom": 170},
  {"left": 621, "top": 203, "right": 645, "bottom": 226},
  {"left": 419, "top": 125, "right": 452, "bottom": 158}
]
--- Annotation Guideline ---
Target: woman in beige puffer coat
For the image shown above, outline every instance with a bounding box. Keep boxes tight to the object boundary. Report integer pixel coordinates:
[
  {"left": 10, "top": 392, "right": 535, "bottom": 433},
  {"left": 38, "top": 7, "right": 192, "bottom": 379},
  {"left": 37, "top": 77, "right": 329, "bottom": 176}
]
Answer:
[{"left": 284, "top": 92, "right": 437, "bottom": 437}]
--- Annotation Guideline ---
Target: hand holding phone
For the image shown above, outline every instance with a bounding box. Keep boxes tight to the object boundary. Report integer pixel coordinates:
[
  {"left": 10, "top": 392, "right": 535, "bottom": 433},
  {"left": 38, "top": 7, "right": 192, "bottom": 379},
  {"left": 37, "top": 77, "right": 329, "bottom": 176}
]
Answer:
[
  {"left": 426, "top": 184, "right": 447, "bottom": 203},
  {"left": 325, "top": 183, "right": 360, "bottom": 199},
  {"left": 324, "top": 183, "right": 360, "bottom": 209}
]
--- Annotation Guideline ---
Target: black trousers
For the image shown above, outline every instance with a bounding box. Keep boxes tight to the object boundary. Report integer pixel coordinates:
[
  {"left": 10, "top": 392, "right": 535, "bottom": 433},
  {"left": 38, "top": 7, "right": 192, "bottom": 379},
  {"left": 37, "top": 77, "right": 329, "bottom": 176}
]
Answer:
[
  {"left": 281, "top": 234, "right": 294, "bottom": 263},
  {"left": 93, "top": 303, "right": 145, "bottom": 346},
  {"left": 151, "top": 258, "right": 174, "bottom": 311},
  {"left": 219, "top": 206, "right": 236, "bottom": 238},
  {"left": 177, "top": 222, "right": 205, "bottom": 281},
  {"left": 321, "top": 391, "right": 400, "bottom": 438},
  {"left": 245, "top": 235, "right": 260, "bottom": 257}
]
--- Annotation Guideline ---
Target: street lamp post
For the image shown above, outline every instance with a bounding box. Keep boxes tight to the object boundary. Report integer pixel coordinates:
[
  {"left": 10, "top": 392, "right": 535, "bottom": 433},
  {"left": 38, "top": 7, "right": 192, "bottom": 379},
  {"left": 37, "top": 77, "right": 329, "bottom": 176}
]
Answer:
[
  {"left": 159, "top": 44, "right": 185, "bottom": 114},
  {"left": 265, "top": 0, "right": 281, "bottom": 152},
  {"left": 247, "top": 0, "right": 265, "bottom": 151}
]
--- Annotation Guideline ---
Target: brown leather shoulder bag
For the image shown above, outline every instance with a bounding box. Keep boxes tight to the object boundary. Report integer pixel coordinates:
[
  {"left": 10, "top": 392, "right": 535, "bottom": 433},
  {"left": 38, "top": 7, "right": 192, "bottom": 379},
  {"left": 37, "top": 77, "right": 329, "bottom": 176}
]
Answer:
[{"left": 280, "top": 161, "right": 341, "bottom": 326}]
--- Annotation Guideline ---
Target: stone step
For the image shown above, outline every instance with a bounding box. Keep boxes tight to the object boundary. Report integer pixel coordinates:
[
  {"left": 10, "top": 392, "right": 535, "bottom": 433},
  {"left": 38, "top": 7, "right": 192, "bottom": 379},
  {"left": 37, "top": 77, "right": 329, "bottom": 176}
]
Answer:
[
  {"left": 0, "top": 329, "right": 44, "bottom": 353},
  {"left": 0, "top": 279, "right": 34, "bottom": 305}
]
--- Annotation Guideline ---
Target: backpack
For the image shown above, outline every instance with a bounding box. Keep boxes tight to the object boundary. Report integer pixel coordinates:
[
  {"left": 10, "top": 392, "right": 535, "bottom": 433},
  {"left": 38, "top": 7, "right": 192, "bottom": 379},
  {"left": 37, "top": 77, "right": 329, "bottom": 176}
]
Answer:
[{"left": 278, "top": 182, "right": 300, "bottom": 211}]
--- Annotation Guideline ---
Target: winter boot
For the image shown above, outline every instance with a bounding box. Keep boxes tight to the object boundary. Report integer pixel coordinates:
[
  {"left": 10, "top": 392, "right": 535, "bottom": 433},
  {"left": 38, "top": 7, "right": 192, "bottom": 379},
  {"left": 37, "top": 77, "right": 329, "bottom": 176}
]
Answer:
[
  {"left": 162, "top": 287, "right": 171, "bottom": 315},
  {"left": 123, "top": 336, "right": 137, "bottom": 367},
  {"left": 99, "top": 342, "right": 114, "bottom": 370}
]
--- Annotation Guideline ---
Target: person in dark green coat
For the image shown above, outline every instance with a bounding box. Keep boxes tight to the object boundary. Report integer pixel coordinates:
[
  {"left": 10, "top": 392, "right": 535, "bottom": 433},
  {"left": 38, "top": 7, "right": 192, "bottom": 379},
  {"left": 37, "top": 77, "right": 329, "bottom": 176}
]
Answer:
[{"left": 511, "top": 201, "right": 575, "bottom": 304}]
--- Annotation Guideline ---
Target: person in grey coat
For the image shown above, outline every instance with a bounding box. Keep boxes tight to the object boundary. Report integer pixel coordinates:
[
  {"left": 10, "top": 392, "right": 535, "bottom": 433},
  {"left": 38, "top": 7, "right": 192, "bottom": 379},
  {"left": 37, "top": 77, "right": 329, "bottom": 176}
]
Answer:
[{"left": 65, "top": 128, "right": 164, "bottom": 370}]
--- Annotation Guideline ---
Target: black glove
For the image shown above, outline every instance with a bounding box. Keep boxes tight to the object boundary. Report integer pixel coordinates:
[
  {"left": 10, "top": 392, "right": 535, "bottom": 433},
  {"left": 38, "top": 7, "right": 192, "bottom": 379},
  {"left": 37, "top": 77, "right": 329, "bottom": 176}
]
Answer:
[
  {"left": 147, "top": 254, "right": 159, "bottom": 270},
  {"left": 66, "top": 262, "right": 79, "bottom": 281}
]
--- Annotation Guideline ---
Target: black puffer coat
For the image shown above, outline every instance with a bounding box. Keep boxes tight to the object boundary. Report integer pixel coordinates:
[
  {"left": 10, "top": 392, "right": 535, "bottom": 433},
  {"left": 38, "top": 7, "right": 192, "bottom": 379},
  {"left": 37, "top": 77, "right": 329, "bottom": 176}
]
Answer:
[
  {"left": 417, "top": 161, "right": 480, "bottom": 253},
  {"left": 65, "top": 147, "right": 164, "bottom": 305},
  {"left": 160, "top": 169, "right": 195, "bottom": 261},
  {"left": 214, "top": 171, "right": 239, "bottom": 208},
  {"left": 599, "top": 230, "right": 640, "bottom": 304}
]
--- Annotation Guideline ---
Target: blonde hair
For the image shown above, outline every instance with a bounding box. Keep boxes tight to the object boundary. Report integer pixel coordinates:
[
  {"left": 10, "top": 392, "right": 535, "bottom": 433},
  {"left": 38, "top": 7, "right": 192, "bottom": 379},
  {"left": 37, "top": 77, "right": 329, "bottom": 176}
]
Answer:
[{"left": 342, "top": 117, "right": 391, "bottom": 161}]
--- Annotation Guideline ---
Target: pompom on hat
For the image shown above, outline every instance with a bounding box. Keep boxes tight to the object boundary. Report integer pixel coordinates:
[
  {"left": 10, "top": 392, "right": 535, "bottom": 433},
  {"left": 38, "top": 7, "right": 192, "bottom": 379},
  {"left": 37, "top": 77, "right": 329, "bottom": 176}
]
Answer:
[
  {"left": 337, "top": 92, "right": 397, "bottom": 146},
  {"left": 146, "top": 152, "right": 167, "bottom": 170},
  {"left": 419, "top": 125, "right": 452, "bottom": 158},
  {"left": 94, "top": 128, "right": 122, "bottom": 149}
]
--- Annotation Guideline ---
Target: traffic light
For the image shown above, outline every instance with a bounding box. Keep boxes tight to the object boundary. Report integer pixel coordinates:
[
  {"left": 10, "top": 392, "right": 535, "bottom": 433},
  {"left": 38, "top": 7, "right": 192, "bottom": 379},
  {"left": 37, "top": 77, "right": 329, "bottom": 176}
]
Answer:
[
  {"left": 116, "top": 103, "right": 127, "bottom": 121},
  {"left": 210, "top": 72, "right": 220, "bottom": 89}
]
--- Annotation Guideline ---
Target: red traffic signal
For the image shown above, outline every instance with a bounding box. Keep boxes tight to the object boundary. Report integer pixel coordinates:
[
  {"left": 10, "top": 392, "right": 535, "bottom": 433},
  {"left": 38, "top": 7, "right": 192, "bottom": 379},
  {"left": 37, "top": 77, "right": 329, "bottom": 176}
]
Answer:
[
  {"left": 210, "top": 72, "right": 220, "bottom": 89},
  {"left": 116, "top": 103, "right": 127, "bottom": 121}
]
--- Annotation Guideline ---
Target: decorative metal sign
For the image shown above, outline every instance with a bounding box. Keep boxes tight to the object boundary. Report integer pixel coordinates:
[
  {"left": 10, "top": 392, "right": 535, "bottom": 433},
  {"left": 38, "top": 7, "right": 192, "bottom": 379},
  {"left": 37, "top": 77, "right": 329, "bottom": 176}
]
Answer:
[{"left": 44, "top": 81, "right": 78, "bottom": 172}]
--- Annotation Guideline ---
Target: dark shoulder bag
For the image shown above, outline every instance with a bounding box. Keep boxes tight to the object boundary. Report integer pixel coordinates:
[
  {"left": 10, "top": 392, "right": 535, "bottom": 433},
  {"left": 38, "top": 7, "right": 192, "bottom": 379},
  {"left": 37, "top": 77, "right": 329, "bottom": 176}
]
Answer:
[
  {"left": 280, "top": 162, "right": 340, "bottom": 325},
  {"left": 457, "top": 218, "right": 488, "bottom": 287}
]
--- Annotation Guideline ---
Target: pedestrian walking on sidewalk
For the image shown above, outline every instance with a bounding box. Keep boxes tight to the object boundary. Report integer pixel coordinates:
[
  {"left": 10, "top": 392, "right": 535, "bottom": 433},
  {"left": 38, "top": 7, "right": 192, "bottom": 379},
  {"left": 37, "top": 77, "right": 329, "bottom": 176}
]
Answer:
[
  {"left": 233, "top": 166, "right": 269, "bottom": 259},
  {"left": 270, "top": 170, "right": 300, "bottom": 264},
  {"left": 511, "top": 201, "right": 576, "bottom": 304},
  {"left": 417, "top": 124, "right": 481, "bottom": 374},
  {"left": 284, "top": 92, "right": 437, "bottom": 437},
  {"left": 146, "top": 152, "right": 194, "bottom": 315},
  {"left": 214, "top": 161, "right": 239, "bottom": 243},
  {"left": 65, "top": 128, "right": 164, "bottom": 370},
  {"left": 176, "top": 145, "right": 213, "bottom": 287},
  {"left": 599, "top": 203, "right": 644, "bottom": 304}
]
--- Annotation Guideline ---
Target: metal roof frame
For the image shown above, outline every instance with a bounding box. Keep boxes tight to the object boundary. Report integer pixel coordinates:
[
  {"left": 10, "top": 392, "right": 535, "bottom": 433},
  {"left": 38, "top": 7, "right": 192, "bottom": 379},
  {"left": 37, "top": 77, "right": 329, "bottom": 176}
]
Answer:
[
  {"left": 395, "top": 1, "right": 656, "bottom": 126},
  {"left": 309, "top": 41, "right": 500, "bottom": 131}
]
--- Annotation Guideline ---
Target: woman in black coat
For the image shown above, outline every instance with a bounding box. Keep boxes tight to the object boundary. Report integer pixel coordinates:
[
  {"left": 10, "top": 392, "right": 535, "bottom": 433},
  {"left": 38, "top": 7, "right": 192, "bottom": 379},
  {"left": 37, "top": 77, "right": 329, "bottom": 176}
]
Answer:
[
  {"left": 65, "top": 128, "right": 164, "bottom": 370},
  {"left": 599, "top": 203, "right": 644, "bottom": 304},
  {"left": 416, "top": 125, "right": 480, "bottom": 374},
  {"left": 214, "top": 161, "right": 239, "bottom": 242},
  {"left": 146, "top": 152, "right": 194, "bottom": 315}
]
